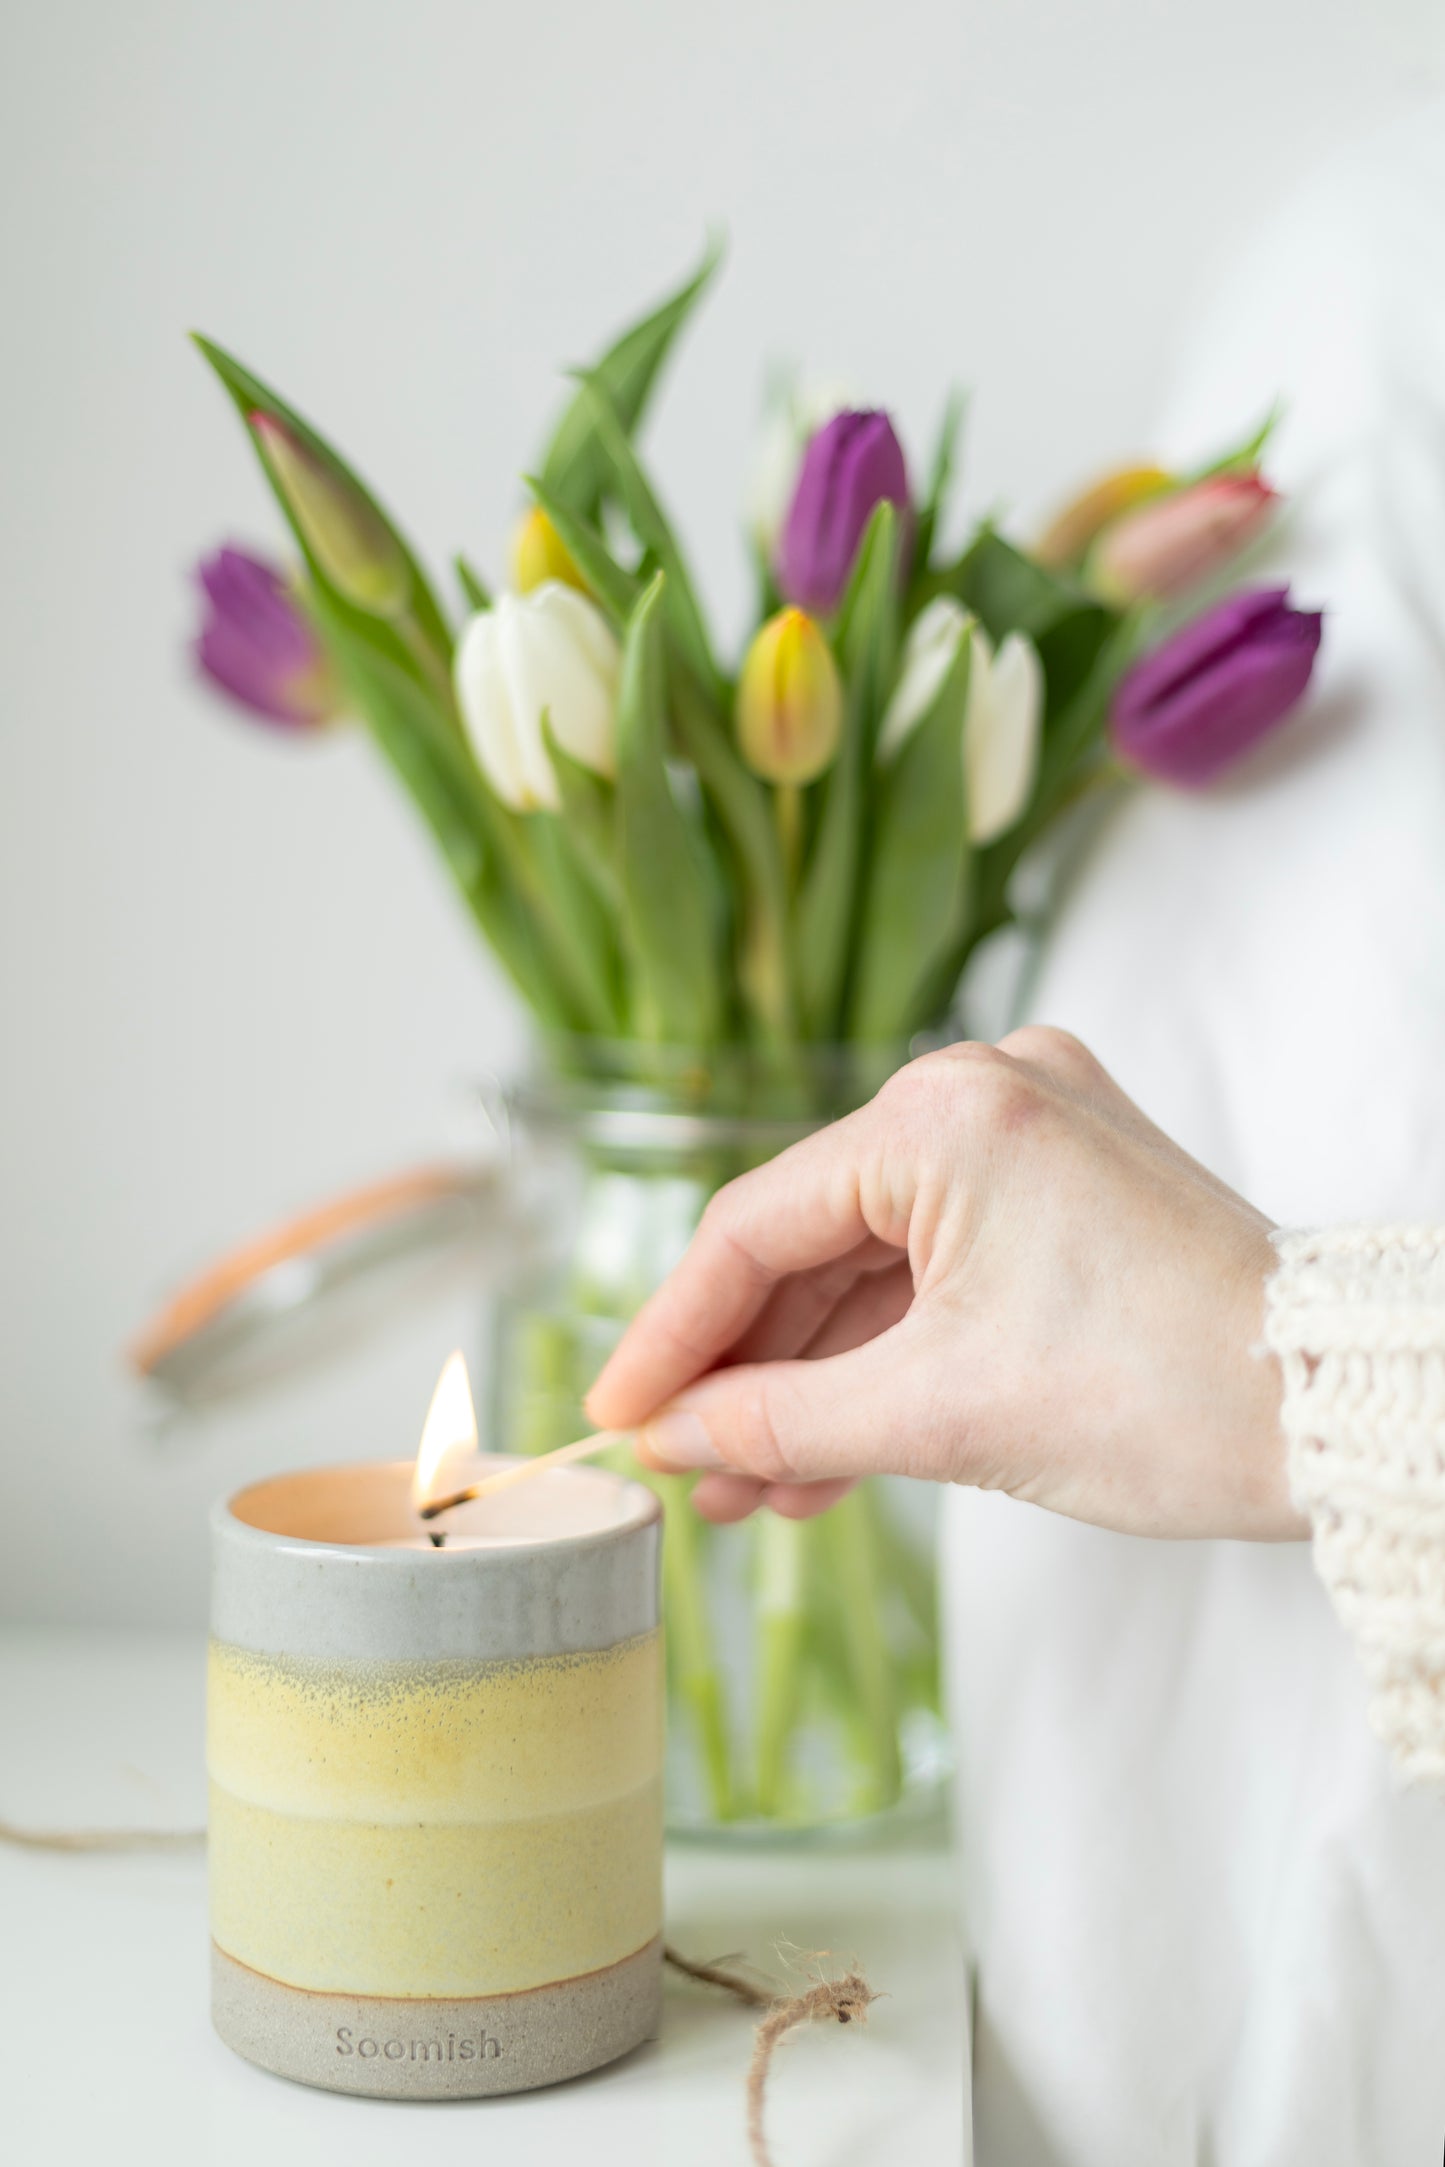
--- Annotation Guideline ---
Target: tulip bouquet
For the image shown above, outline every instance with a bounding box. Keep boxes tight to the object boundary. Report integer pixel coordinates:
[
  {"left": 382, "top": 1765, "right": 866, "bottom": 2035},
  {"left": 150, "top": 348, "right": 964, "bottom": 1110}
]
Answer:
[{"left": 189, "top": 249, "right": 1321, "bottom": 1827}]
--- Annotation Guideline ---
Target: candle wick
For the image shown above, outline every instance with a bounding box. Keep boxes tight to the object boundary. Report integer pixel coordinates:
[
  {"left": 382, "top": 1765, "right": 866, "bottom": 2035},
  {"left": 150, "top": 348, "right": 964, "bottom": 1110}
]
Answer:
[{"left": 427, "top": 1529, "right": 446, "bottom": 1550}]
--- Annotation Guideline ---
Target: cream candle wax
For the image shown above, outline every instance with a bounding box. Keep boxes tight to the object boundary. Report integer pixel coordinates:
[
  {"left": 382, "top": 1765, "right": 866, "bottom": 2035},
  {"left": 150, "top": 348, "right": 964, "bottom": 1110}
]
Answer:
[{"left": 207, "top": 1421, "right": 663, "bottom": 2099}]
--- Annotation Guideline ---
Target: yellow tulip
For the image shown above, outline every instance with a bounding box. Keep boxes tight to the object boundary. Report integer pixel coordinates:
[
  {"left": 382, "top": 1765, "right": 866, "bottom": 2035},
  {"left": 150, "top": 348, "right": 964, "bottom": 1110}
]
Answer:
[
  {"left": 1035, "top": 463, "right": 1172, "bottom": 570},
  {"left": 510, "top": 507, "right": 588, "bottom": 596},
  {"left": 735, "top": 607, "right": 842, "bottom": 786}
]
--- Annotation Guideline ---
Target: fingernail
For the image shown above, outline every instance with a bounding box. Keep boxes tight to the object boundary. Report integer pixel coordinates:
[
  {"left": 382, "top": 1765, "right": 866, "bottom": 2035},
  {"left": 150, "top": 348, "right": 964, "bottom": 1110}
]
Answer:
[{"left": 639, "top": 1410, "right": 723, "bottom": 1470}]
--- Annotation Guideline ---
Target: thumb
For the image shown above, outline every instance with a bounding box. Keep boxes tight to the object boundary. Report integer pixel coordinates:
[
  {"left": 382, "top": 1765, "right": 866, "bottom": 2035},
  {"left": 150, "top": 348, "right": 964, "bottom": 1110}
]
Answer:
[{"left": 634, "top": 1318, "right": 948, "bottom": 1487}]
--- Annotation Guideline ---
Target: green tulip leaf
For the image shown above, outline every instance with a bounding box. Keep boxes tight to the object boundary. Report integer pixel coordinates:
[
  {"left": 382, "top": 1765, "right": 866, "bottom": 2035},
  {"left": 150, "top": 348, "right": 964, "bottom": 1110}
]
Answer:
[
  {"left": 848, "top": 632, "right": 972, "bottom": 1042},
  {"left": 190, "top": 334, "right": 453, "bottom": 674},
  {"left": 476, "top": 773, "right": 622, "bottom": 1038},
  {"left": 912, "top": 386, "right": 968, "bottom": 575},
  {"left": 1032, "top": 609, "right": 1141, "bottom": 805},
  {"left": 571, "top": 376, "right": 719, "bottom": 698},
  {"left": 614, "top": 575, "right": 723, "bottom": 1044},
  {"left": 309, "top": 601, "right": 577, "bottom": 1027},
  {"left": 795, "top": 502, "right": 901, "bottom": 1037},
  {"left": 669, "top": 672, "right": 794, "bottom": 1044},
  {"left": 312, "top": 587, "right": 619, "bottom": 1034},
  {"left": 520, "top": 811, "right": 625, "bottom": 1032},
  {"left": 538, "top": 238, "right": 722, "bottom": 520},
  {"left": 1185, "top": 402, "right": 1282, "bottom": 483},
  {"left": 454, "top": 554, "right": 492, "bottom": 612},
  {"left": 751, "top": 544, "right": 785, "bottom": 626},
  {"left": 935, "top": 525, "right": 1083, "bottom": 645},
  {"left": 1034, "top": 602, "right": 1119, "bottom": 741},
  {"left": 541, "top": 712, "right": 622, "bottom": 912},
  {"left": 834, "top": 498, "right": 902, "bottom": 730}
]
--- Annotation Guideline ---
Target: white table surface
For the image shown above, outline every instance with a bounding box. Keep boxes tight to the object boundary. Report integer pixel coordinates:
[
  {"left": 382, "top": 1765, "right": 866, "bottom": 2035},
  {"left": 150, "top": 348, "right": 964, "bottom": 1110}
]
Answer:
[{"left": 0, "top": 1626, "right": 970, "bottom": 2167}]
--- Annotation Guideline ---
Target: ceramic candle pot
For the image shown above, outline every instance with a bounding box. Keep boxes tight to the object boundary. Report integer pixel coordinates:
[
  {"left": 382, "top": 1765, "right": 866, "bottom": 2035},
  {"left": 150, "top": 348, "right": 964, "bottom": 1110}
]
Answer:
[{"left": 208, "top": 1459, "right": 664, "bottom": 2098}]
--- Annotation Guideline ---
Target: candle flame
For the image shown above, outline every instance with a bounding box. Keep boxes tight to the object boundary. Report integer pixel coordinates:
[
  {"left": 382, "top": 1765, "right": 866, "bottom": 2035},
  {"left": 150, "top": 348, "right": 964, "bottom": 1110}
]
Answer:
[{"left": 410, "top": 1350, "right": 478, "bottom": 1514}]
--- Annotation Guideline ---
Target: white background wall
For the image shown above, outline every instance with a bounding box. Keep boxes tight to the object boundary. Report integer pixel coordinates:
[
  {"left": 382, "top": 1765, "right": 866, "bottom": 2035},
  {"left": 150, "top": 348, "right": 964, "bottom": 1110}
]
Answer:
[{"left": 3, "top": 0, "right": 1442, "bottom": 1625}]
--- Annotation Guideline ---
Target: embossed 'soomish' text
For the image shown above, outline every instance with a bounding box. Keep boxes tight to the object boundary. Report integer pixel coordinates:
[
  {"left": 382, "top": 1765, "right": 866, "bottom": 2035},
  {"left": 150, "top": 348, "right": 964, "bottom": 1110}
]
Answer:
[{"left": 335, "top": 2025, "right": 503, "bottom": 2062}]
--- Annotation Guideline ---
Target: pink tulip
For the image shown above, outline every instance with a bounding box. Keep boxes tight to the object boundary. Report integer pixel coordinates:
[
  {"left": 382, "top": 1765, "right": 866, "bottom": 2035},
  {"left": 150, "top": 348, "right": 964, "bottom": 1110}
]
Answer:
[{"left": 1090, "top": 472, "right": 1277, "bottom": 604}]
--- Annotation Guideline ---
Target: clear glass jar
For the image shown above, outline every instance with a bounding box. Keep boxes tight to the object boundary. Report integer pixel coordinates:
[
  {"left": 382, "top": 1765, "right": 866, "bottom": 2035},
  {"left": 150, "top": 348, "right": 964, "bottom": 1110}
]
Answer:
[{"left": 487, "top": 1038, "right": 950, "bottom": 1839}]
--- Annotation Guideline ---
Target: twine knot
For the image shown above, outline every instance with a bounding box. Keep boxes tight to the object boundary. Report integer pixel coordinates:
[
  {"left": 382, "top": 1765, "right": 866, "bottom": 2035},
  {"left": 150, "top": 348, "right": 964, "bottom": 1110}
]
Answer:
[{"left": 665, "top": 1943, "right": 880, "bottom": 2167}]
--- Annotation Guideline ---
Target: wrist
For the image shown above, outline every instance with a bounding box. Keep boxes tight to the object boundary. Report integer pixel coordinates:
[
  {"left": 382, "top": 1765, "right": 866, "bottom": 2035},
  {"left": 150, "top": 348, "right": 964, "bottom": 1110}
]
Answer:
[{"left": 1228, "top": 1222, "right": 1307, "bottom": 1540}]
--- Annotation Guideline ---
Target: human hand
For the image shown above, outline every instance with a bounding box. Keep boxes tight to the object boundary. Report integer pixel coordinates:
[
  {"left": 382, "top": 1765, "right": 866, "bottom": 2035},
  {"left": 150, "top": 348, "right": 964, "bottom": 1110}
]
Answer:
[{"left": 586, "top": 1029, "right": 1302, "bottom": 1541}]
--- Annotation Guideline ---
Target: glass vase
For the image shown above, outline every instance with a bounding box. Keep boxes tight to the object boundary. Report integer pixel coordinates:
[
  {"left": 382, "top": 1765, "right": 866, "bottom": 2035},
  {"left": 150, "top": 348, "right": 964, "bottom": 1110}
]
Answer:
[{"left": 486, "top": 1039, "right": 950, "bottom": 1839}]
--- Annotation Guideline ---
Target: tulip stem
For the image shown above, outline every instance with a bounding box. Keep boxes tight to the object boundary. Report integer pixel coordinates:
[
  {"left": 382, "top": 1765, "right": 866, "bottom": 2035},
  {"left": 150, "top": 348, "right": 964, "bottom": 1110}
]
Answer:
[
  {"left": 396, "top": 607, "right": 459, "bottom": 717},
  {"left": 774, "top": 785, "right": 803, "bottom": 886},
  {"left": 821, "top": 1486, "right": 901, "bottom": 1811},
  {"left": 753, "top": 1512, "right": 807, "bottom": 1817},
  {"left": 655, "top": 1473, "right": 738, "bottom": 1821}
]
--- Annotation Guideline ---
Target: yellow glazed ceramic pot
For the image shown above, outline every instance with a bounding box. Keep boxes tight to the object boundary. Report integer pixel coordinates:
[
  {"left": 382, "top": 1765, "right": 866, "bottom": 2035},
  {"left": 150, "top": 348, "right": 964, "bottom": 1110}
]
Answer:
[{"left": 208, "top": 1459, "right": 663, "bottom": 2097}]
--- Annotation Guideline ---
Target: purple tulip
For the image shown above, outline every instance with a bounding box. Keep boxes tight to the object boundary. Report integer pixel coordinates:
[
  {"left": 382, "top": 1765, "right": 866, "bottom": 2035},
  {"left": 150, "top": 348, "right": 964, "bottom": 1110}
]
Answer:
[
  {"left": 192, "top": 545, "right": 340, "bottom": 729},
  {"left": 775, "top": 410, "right": 910, "bottom": 615},
  {"left": 1110, "top": 586, "right": 1323, "bottom": 787}
]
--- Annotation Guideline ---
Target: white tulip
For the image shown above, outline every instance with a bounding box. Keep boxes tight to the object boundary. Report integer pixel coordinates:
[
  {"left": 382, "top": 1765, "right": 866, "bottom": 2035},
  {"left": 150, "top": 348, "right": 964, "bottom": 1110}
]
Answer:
[
  {"left": 453, "top": 582, "right": 620, "bottom": 812},
  {"left": 877, "top": 596, "right": 971, "bottom": 761},
  {"left": 879, "top": 600, "right": 1043, "bottom": 846},
  {"left": 965, "top": 628, "right": 1043, "bottom": 845}
]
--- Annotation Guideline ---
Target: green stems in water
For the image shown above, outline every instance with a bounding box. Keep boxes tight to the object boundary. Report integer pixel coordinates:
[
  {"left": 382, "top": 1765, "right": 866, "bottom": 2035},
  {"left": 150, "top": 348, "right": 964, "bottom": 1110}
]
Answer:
[
  {"left": 645, "top": 1472, "right": 919, "bottom": 1827},
  {"left": 753, "top": 1490, "right": 912, "bottom": 1823},
  {"left": 494, "top": 1076, "right": 946, "bottom": 1831},
  {"left": 654, "top": 1476, "right": 738, "bottom": 1823},
  {"left": 753, "top": 1512, "right": 807, "bottom": 1818},
  {"left": 821, "top": 1486, "right": 902, "bottom": 1813}
]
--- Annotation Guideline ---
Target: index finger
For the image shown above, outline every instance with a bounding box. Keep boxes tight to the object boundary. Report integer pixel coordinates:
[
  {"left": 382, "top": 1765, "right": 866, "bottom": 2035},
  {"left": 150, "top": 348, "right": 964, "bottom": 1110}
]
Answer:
[{"left": 586, "top": 1107, "right": 891, "bottom": 1428}]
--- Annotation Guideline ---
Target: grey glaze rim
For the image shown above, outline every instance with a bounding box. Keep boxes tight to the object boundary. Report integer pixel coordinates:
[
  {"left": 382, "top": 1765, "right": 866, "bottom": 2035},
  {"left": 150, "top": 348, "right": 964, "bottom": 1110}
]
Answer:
[
  {"left": 210, "top": 1456, "right": 660, "bottom": 1566},
  {"left": 210, "top": 1459, "right": 663, "bottom": 1665}
]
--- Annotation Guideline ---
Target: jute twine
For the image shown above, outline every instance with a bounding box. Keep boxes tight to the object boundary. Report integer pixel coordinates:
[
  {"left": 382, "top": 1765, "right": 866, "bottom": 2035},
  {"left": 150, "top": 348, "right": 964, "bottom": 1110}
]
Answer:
[
  {"left": 2, "top": 1821, "right": 878, "bottom": 2166},
  {"left": 0, "top": 1818, "right": 206, "bottom": 1852},
  {"left": 665, "top": 1942, "right": 880, "bottom": 2167}
]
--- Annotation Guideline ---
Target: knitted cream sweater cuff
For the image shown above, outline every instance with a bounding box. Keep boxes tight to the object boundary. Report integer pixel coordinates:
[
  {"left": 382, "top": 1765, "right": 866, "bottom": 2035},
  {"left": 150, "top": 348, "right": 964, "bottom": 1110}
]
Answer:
[{"left": 1263, "top": 1227, "right": 1445, "bottom": 1780}]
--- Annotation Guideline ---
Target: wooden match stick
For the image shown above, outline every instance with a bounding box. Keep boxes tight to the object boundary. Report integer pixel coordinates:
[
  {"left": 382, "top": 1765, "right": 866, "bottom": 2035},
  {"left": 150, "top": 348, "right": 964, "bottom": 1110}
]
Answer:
[{"left": 417, "top": 1431, "right": 629, "bottom": 1521}]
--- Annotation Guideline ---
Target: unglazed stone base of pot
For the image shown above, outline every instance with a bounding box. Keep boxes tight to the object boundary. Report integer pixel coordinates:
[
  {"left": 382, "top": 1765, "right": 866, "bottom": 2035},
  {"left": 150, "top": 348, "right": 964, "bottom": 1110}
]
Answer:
[{"left": 211, "top": 1937, "right": 663, "bottom": 2098}]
